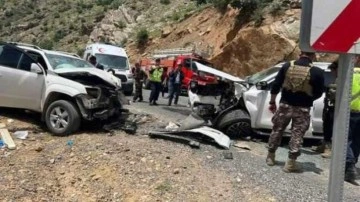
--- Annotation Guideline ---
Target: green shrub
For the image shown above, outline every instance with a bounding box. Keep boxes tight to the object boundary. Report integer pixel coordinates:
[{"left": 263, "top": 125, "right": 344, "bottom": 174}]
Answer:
[
  {"left": 269, "top": 0, "right": 283, "bottom": 16},
  {"left": 136, "top": 28, "right": 149, "bottom": 47},
  {"left": 53, "top": 30, "right": 66, "bottom": 42},
  {"left": 38, "top": 39, "right": 54, "bottom": 50},
  {"left": 120, "top": 38, "right": 128, "bottom": 46},
  {"left": 196, "top": 0, "right": 208, "bottom": 5},
  {"left": 54, "top": 12, "right": 60, "bottom": 18},
  {"left": 211, "top": 0, "right": 232, "bottom": 13},
  {"left": 96, "top": 0, "right": 113, "bottom": 6},
  {"left": 160, "top": 0, "right": 170, "bottom": 5},
  {"left": 115, "top": 20, "right": 126, "bottom": 29},
  {"left": 171, "top": 12, "right": 181, "bottom": 21},
  {"left": 111, "top": 0, "right": 123, "bottom": 9}
]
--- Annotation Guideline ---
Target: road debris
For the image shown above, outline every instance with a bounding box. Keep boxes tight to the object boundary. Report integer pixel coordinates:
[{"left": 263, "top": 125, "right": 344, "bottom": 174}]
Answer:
[
  {"left": 0, "top": 129, "right": 16, "bottom": 150},
  {"left": 149, "top": 133, "right": 201, "bottom": 149},
  {"left": 7, "top": 119, "right": 14, "bottom": 124},
  {"left": 173, "top": 169, "right": 180, "bottom": 174},
  {"left": 149, "top": 126, "right": 230, "bottom": 149},
  {"left": 35, "top": 147, "right": 43, "bottom": 152},
  {"left": 13, "top": 131, "right": 29, "bottom": 140},
  {"left": 0, "top": 139, "right": 4, "bottom": 148},
  {"left": 223, "top": 151, "right": 234, "bottom": 160},
  {"left": 233, "top": 141, "right": 251, "bottom": 151},
  {"left": 103, "top": 120, "right": 137, "bottom": 135},
  {"left": 165, "top": 122, "right": 180, "bottom": 131},
  {"left": 0, "top": 123, "right": 5, "bottom": 129},
  {"left": 67, "top": 140, "right": 74, "bottom": 147},
  {"left": 178, "top": 113, "right": 207, "bottom": 131}
]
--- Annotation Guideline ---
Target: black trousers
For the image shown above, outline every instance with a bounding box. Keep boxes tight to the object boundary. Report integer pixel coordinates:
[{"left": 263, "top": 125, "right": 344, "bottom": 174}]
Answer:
[
  {"left": 149, "top": 81, "right": 161, "bottom": 103},
  {"left": 323, "top": 107, "right": 334, "bottom": 143},
  {"left": 346, "top": 112, "right": 360, "bottom": 165},
  {"left": 168, "top": 83, "right": 181, "bottom": 105}
]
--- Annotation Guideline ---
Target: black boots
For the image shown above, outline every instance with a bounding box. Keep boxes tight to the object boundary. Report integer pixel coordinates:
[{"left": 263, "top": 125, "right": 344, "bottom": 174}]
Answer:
[{"left": 345, "top": 163, "right": 359, "bottom": 186}]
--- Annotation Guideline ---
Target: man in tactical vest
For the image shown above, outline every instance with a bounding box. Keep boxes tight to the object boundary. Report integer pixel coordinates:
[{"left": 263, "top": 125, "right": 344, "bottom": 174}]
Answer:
[
  {"left": 149, "top": 58, "right": 164, "bottom": 106},
  {"left": 345, "top": 57, "right": 360, "bottom": 185},
  {"left": 266, "top": 51, "right": 325, "bottom": 173},
  {"left": 312, "top": 61, "right": 338, "bottom": 158}
]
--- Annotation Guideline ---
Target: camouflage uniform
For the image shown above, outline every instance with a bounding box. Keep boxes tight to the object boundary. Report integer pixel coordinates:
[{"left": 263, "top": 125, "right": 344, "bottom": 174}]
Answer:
[
  {"left": 132, "top": 67, "right": 146, "bottom": 102},
  {"left": 268, "top": 103, "right": 311, "bottom": 159},
  {"left": 267, "top": 57, "right": 324, "bottom": 162}
]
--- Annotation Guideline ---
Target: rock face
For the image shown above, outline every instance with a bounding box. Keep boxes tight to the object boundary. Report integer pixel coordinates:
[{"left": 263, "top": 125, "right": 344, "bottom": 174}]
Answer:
[
  {"left": 210, "top": 26, "right": 299, "bottom": 77},
  {"left": 126, "top": 7, "right": 304, "bottom": 77}
]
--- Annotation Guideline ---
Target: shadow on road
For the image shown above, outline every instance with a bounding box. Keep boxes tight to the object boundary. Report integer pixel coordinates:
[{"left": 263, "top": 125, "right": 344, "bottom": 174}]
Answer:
[
  {"left": 275, "top": 161, "right": 324, "bottom": 174},
  {"left": 162, "top": 106, "right": 192, "bottom": 116}
]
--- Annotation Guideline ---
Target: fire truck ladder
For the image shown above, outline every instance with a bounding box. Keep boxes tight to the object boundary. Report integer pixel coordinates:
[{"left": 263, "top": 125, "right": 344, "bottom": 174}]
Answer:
[{"left": 152, "top": 48, "right": 195, "bottom": 58}]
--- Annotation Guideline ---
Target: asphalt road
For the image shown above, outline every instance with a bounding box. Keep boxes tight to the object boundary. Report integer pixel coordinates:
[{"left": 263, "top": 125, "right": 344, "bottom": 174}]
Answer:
[{"left": 125, "top": 89, "right": 360, "bottom": 202}]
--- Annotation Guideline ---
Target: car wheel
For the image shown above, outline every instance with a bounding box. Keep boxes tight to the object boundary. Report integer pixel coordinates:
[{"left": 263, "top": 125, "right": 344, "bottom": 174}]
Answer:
[
  {"left": 45, "top": 100, "right": 81, "bottom": 136},
  {"left": 216, "top": 109, "right": 252, "bottom": 139}
]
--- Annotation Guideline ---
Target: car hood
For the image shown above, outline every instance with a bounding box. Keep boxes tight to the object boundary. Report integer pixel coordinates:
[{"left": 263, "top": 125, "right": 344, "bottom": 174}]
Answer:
[
  {"left": 194, "top": 62, "right": 244, "bottom": 82},
  {"left": 54, "top": 68, "right": 121, "bottom": 87}
]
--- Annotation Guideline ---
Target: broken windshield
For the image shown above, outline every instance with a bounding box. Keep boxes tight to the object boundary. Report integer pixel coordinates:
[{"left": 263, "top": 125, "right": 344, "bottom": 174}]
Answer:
[
  {"left": 246, "top": 66, "right": 281, "bottom": 84},
  {"left": 95, "top": 54, "right": 129, "bottom": 70},
  {"left": 46, "top": 53, "right": 93, "bottom": 70}
]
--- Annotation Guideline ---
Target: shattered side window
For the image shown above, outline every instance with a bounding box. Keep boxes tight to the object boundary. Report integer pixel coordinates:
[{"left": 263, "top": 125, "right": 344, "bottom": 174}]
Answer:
[{"left": 0, "top": 45, "right": 22, "bottom": 69}]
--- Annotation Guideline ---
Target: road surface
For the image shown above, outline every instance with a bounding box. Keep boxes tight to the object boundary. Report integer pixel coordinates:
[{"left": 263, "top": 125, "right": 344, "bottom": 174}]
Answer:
[{"left": 126, "top": 89, "right": 360, "bottom": 202}]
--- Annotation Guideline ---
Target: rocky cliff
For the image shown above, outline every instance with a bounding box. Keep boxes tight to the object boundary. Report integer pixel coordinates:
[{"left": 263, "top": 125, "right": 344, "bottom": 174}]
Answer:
[{"left": 0, "top": 0, "right": 336, "bottom": 78}]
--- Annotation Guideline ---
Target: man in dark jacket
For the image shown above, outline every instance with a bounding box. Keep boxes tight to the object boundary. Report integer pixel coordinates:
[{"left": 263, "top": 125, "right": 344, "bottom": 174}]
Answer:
[
  {"left": 89, "top": 55, "right": 104, "bottom": 70},
  {"left": 168, "top": 64, "right": 184, "bottom": 106},
  {"left": 266, "top": 51, "right": 325, "bottom": 173}
]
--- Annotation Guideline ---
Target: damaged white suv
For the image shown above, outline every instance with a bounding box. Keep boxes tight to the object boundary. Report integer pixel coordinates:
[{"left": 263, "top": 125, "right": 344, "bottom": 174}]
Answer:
[
  {"left": 0, "top": 42, "right": 126, "bottom": 135},
  {"left": 188, "top": 61, "right": 333, "bottom": 139}
]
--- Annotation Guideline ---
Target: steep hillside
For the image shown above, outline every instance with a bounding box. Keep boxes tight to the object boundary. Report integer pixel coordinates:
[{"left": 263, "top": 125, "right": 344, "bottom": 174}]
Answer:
[
  {"left": 0, "top": 0, "right": 336, "bottom": 77},
  {"left": 0, "top": 0, "right": 197, "bottom": 55}
]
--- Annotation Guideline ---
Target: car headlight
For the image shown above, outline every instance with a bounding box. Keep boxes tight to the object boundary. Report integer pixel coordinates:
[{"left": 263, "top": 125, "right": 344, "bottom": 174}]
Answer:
[
  {"left": 86, "top": 87, "right": 101, "bottom": 99},
  {"left": 127, "top": 74, "right": 133, "bottom": 79}
]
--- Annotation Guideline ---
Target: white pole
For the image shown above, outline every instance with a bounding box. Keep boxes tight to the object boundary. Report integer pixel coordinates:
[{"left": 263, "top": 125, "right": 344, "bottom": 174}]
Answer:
[{"left": 328, "top": 54, "right": 355, "bottom": 202}]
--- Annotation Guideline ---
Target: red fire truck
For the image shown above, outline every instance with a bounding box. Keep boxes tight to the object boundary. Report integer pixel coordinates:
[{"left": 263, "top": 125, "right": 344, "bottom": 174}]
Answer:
[{"left": 140, "top": 48, "right": 216, "bottom": 92}]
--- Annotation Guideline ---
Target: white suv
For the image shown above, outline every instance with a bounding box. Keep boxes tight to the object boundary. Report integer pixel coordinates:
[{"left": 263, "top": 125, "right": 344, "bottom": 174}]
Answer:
[
  {"left": 0, "top": 42, "right": 126, "bottom": 135},
  {"left": 188, "top": 61, "right": 333, "bottom": 139}
]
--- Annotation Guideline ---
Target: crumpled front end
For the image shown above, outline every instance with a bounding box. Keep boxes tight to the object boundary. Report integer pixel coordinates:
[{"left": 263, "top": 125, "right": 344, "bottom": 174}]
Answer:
[{"left": 75, "top": 86, "right": 128, "bottom": 121}]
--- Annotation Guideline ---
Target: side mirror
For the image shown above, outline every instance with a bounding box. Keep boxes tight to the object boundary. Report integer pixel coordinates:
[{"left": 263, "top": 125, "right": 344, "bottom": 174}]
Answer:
[
  {"left": 30, "top": 63, "right": 43, "bottom": 74},
  {"left": 256, "top": 81, "right": 269, "bottom": 90}
]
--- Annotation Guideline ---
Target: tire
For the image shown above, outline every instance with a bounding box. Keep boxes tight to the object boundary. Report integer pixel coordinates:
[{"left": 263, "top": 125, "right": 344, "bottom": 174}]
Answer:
[
  {"left": 216, "top": 109, "right": 252, "bottom": 139},
  {"left": 45, "top": 100, "right": 81, "bottom": 136}
]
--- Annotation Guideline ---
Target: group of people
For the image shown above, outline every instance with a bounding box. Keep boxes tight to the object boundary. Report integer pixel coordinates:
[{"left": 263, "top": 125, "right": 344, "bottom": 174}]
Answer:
[
  {"left": 131, "top": 58, "right": 184, "bottom": 106},
  {"left": 266, "top": 51, "right": 360, "bottom": 185}
]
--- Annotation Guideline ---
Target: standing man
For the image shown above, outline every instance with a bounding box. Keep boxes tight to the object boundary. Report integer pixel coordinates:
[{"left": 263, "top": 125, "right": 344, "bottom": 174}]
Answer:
[
  {"left": 132, "top": 62, "right": 146, "bottom": 102},
  {"left": 148, "top": 58, "right": 163, "bottom": 106},
  {"left": 89, "top": 55, "right": 104, "bottom": 70},
  {"left": 344, "top": 57, "right": 360, "bottom": 184},
  {"left": 312, "top": 61, "right": 338, "bottom": 158},
  {"left": 266, "top": 51, "right": 325, "bottom": 173},
  {"left": 168, "top": 64, "right": 184, "bottom": 106}
]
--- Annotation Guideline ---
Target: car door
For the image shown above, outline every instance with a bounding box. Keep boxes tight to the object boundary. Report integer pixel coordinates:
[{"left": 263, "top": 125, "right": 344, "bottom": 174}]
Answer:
[{"left": 0, "top": 44, "right": 45, "bottom": 111}]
